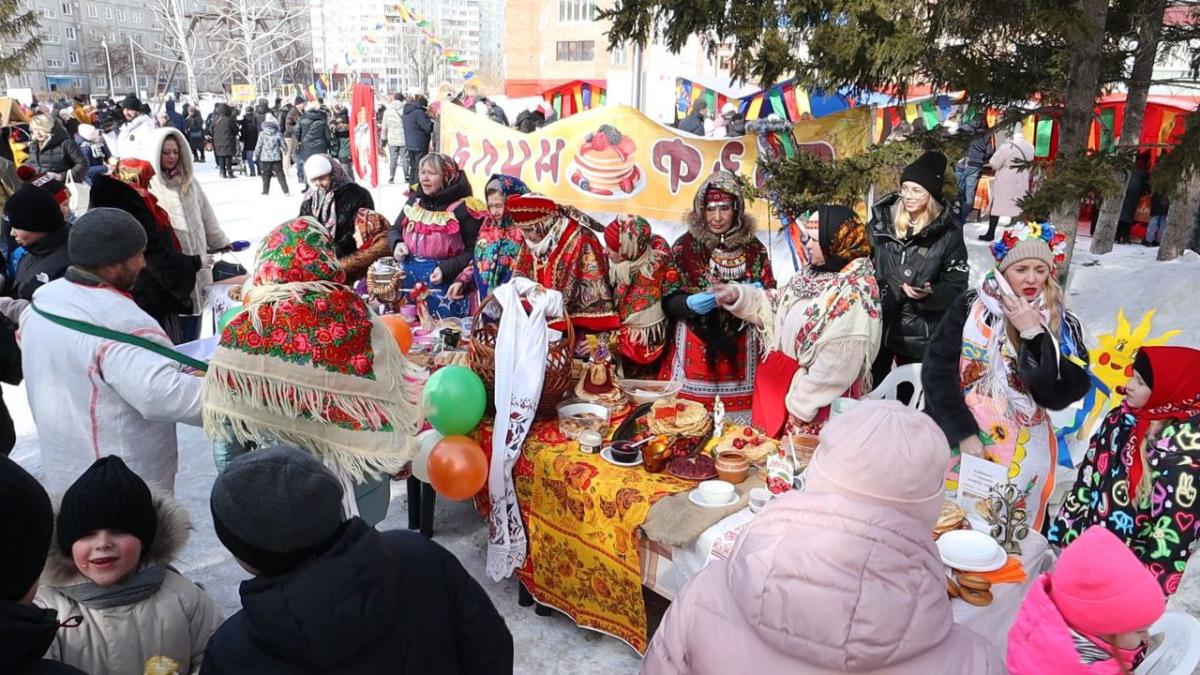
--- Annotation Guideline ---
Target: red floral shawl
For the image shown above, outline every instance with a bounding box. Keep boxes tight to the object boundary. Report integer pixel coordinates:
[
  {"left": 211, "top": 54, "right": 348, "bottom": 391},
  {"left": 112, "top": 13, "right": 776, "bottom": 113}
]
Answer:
[{"left": 203, "top": 217, "right": 423, "bottom": 481}]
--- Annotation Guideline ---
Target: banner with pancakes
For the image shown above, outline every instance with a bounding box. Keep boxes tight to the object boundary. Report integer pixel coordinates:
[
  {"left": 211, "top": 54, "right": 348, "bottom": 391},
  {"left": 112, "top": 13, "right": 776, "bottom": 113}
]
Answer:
[{"left": 440, "top": 103, "right": 871, "bottom": 226}]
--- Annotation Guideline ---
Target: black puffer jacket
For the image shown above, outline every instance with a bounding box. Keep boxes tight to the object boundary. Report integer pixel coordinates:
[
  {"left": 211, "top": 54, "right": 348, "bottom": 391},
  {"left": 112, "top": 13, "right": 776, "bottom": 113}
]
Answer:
[
  {"left": 211, "top": 105, "right": 240, "bottom": 157},
  {"left": 299, "top": 180, "right": 374, "bottom": 257},
  {"left": 868, "top": 193, "right": 968, "bottom": 360},
  {"left": 297, "top": 109, "right": 333, "bottom": 160},
  {"left": 402, "top": 101, "right": 434, "bottom": 152},
  {"left": 200, "top": 519, "right": 513, "bottom": 675},
  {"left": 13, "top": 226, "right": 70, "bottom": 301},
  {"left": 922, "top": 290, "right": 1091, "bottom": 445},
  {"left": 27, "top": 124, "right": 87, "bottom": 182},
  {"left": 0, "top": 599, "right": 86, "bottom": 674}
]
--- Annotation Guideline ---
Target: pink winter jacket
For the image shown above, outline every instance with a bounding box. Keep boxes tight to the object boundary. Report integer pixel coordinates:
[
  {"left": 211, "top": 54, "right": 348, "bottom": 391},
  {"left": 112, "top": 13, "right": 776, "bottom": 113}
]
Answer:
[
  {"left": 641, "top": 492, "right": 1002, "bottom": 675},
  {"left": 1008, "top": 575, "right": 1126, "bottom": 675}
]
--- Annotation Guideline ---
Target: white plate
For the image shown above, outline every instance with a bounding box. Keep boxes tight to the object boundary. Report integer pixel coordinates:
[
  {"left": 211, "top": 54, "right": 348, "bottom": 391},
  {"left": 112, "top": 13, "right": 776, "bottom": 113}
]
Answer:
[
  {"left": 937, "top": 530, "right": 1008, "bottom": 572},
  {"left": 689, "top": 490, "right": 738, "bottom": 509},
  {"left": 600, "top": 447, "right": 642, "bottom": 467}
]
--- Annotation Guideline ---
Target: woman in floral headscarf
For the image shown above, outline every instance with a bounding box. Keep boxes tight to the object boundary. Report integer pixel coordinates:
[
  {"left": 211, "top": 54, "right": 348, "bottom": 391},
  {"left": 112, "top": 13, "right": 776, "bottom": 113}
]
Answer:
[
  {"left": 662, "top": 171, "right": 776, "bottom": 420},
  {"left": 204, "top": 216, "right": 424, "bottom": 525},
  {"left": 448, "top": 173, "right": 529, "bottom": 306},
  {"left": 387, "top": 152, "right": 483, "bottom": 318},
  {"left": 715, "top": 205, "right": 881, "bottom": 438},
  {"left": 603, "top": 214, "right": 672, "bottom": 369},
  {"left": 923, "top": 221, "right": 1090, "bottom": 532}
]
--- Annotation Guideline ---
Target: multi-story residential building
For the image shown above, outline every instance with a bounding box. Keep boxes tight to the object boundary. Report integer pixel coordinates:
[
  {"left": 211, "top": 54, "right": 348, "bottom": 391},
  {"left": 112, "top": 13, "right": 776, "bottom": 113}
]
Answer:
[
  {"left": 2, "top": 0, "right": 285, "bottom": 98},
  {"left": 504, "top": 0, "right": 731, "bottom": 120},
  {"left": 310, "top": 0, "right": 492, "bottom": 97}
]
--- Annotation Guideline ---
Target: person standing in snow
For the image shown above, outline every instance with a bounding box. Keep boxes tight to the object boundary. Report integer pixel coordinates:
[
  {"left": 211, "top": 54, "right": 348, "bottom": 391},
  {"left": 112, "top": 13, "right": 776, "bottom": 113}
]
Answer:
[
  {"left": 254, "top": 114, "right": 290, "bottom": 196},
  {"left": 139, "top": 126, "right": 235, "bottom": 343},
  {"left": 211, "top": 104, "right": 240, "bottom": 179},
  {"left": 239, "top": 105, "right": 260, "bottom": 178},
  {"left": 381, "top": 93, "right": 406, "bottom": 184},
  {"left": 402, "top": 95, "right": 434, "bottom": 185},
  {"left": 19, "top": 208, "right": 203, "bottom": 494},
  {"left": 183, "top": 106, "right": 206, "bottom": 163},
  {"left": 295, "top": 102, "right": 334, "bottom": 188}
]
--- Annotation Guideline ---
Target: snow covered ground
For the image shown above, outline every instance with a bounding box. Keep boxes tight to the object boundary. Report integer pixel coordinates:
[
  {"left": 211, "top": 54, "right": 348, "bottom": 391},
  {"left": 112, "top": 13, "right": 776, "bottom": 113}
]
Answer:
[{"left": 8, "top": 158, "right": 1200, "bottom": 673}]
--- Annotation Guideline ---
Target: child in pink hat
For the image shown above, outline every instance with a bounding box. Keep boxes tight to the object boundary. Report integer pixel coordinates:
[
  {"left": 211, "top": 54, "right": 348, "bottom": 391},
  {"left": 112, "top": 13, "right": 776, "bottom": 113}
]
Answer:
[{"left": 1008, "top": 526, "right": 1165, "bottom": 674}]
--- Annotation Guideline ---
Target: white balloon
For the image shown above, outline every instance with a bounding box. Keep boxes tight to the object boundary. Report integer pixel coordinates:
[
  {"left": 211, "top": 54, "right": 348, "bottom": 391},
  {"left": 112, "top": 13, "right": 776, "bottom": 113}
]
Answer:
[{"left": 412, "top": 429, "right": 443, "bottom": 483}]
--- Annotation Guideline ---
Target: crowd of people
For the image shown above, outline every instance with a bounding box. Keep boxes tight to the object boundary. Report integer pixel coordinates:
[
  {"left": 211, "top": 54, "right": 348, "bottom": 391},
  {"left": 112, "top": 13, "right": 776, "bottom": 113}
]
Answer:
[{"left": 0, "top": 85, "right": 1197, "bottom": 675}]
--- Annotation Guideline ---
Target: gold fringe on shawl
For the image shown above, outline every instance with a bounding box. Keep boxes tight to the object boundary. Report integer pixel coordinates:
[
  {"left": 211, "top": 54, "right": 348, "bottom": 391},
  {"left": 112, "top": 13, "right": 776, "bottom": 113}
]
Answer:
[{"left": 203, "top": 315, "right": 426, "bottom": 483}]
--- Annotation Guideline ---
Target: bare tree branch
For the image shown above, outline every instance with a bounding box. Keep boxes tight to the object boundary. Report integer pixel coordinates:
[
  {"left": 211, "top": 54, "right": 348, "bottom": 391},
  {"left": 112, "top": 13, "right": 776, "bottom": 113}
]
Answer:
[{"left": 204, "top": 0, "right": 312, "bottom": 94}]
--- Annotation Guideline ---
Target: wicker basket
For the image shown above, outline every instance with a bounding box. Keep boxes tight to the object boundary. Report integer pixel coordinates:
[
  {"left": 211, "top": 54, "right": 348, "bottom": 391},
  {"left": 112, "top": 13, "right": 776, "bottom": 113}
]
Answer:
[{"left": 467, "top": 292, "right": 576, "bottom": 420}]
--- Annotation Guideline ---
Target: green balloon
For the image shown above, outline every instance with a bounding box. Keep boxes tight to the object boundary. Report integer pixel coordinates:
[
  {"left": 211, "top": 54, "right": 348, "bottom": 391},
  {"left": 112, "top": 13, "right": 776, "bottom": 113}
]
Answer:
[
  {"left": 217, "top": 307, "right": 243, "bottom": 335},
  {"left": 423, "top": 365, "right": 486, "bottom": 435}
]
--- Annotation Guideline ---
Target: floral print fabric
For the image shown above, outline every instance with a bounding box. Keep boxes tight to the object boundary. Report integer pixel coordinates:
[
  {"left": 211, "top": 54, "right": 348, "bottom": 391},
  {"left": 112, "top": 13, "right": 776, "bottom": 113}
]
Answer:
[{"left": 476, "top": 418, "right": 693, "bottom": 653}]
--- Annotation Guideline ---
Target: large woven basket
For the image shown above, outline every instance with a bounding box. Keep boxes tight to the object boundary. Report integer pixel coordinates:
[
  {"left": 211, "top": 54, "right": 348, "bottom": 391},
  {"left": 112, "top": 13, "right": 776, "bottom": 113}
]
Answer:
[{"left": 467, "top": 292, "right": 576, "bottom": 420}]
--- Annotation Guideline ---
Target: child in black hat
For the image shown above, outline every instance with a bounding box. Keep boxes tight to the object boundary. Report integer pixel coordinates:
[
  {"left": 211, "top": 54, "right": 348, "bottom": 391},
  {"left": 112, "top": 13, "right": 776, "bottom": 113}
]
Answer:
[{"left": 36, "top": 456, "right": 217, "bottom": 675}]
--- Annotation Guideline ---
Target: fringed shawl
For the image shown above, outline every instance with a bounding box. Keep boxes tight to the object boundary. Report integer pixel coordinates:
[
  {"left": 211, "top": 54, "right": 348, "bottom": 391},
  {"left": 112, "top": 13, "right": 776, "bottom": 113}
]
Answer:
[{"left": 202, "top": 217, "right": 424, "bottom": 481}]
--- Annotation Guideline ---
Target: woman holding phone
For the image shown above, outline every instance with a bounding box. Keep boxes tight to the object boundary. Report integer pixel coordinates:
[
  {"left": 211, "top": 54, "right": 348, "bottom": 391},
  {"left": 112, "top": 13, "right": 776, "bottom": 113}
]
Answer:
[
  {"left": 922, "top": 222, "right": 1090, "bottom": 532},
  {"left": 868, "top": 151, "right": 968, "bottom": 385}
]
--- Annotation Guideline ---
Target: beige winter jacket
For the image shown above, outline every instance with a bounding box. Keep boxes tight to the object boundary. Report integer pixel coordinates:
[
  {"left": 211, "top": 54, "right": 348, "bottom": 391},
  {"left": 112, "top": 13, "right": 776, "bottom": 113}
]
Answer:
[
  {"left": 35, "top": 491, "right": 219, "bottom": 675},
  {"left": 138, "top": 127, "right": 232, "bottom": 314}
]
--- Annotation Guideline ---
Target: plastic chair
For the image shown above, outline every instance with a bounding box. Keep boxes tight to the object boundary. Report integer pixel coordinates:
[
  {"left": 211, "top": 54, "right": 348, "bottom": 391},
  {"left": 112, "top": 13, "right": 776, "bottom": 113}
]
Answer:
[
  {"left": 864, "top": 363, "right": 924, "bottom": 409},
  {"left": 1136, "top": 611, "right": 1200, "bottom": 675}
]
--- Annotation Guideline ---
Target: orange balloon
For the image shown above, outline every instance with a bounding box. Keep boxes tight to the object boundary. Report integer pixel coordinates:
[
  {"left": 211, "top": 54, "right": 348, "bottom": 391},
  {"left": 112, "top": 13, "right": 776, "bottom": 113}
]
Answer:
[
  {"left": 427, "top": 435, "right": 488, "bottom": 500},
  {"left": 380, "top": 314, "right": 413, "bottom": 354}
]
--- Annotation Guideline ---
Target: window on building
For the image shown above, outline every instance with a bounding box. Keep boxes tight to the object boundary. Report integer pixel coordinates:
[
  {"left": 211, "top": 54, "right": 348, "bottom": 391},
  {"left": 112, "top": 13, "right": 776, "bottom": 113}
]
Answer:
[
  {"left": 65, "top": 26, "right": 76, "bottom": 40},
  {"left": 62, "top": 2, "right": 73, "bottom": 15},
  {"left": 68, "top": 51, "right": 79, "bottom": 64},
  {"left": 556, "top": 40, "right": 594, "bottom": 62},
  {"left": 116, "top": 9, "right": 125, "bottom": 21},
  {"left": 132, "top": 11, "right": 140, "bottom": 23},
  {"left": 39, "top": 8, "right": 57, "bottom": 18},
  {"left": 86, "top": 4, "right": 97, "bottom": 18},
  {"left": 104, "top": 7, "right": 113, "bottom": 19},
  {"left": 46, "top": 58, "right": 63, "bottom": 69},
  {"left": 44, "top": 34, "right": 61, "bottom": 44},
  {"left": 610, "top": 47, "right": 627, "bottom": 66},
  {"left": 138, "top": 76, "right": 147, "bottom": 88},
  {"left": 95, "top": 76, "right": 106, "bottom": 88},
  {"left": 558, "top": 0, "right": 595, "bottom": 22}
]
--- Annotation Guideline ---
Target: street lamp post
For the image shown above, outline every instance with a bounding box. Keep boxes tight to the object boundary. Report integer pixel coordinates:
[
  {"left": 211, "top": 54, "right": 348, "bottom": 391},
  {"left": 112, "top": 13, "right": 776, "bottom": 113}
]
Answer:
[
  {"left": 101, "top": 38, "right": 114, "bottom": 96},
  {"left": 128, "top": 36, "right": 139, "bottom": 97}
]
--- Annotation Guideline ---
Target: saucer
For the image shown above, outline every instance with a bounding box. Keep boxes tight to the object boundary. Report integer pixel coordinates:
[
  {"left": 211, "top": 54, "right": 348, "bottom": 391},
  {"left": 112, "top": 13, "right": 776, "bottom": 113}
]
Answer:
[{"left": 689, "top": 490, "right": 738, "bottom": 509}]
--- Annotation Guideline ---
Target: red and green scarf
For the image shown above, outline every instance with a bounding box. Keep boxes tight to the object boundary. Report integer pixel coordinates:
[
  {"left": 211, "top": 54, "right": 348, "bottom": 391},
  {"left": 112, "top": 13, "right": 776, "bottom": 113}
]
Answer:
[{"left": 203, "top": 217, "right": 424, "bottom": 481}]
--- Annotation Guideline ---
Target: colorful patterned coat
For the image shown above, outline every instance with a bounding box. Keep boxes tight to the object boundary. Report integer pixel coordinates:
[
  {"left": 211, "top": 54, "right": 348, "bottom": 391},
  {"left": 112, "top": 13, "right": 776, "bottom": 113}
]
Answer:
[
  {"left": 1050, "top": 408, "right": 1200, "bottom": 595},
  {"left": 513, "top": 219, "right": 618, "bottom": 333}
]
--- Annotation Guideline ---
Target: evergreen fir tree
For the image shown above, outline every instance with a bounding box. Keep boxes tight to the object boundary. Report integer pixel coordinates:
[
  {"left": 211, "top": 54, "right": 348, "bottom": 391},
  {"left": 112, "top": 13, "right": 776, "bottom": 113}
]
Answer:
[{"left": 0, "top": 1, "right": 41, "bottom": 77}]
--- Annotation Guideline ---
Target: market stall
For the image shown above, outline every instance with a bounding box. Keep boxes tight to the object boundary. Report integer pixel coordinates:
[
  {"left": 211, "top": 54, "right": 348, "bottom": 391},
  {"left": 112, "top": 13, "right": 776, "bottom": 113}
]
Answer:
[{"left": 542, "top": 80, "right": 607, "bottom": 120}]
